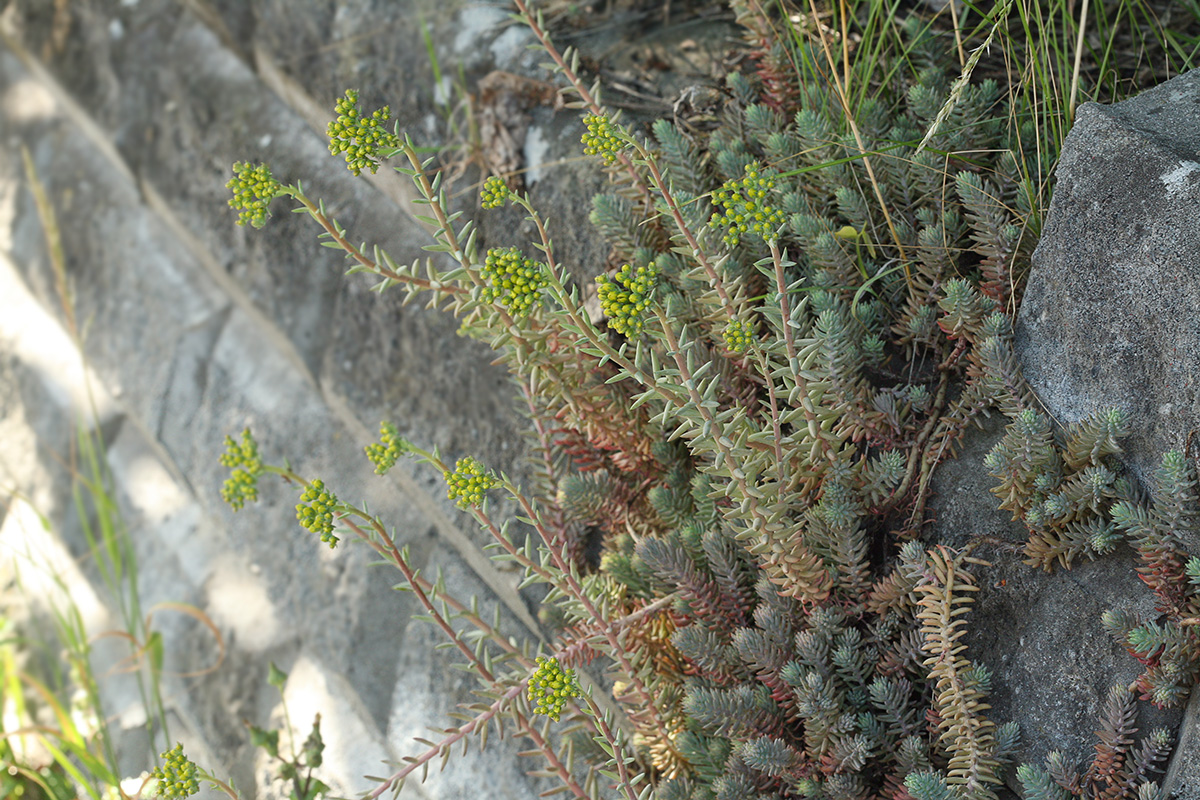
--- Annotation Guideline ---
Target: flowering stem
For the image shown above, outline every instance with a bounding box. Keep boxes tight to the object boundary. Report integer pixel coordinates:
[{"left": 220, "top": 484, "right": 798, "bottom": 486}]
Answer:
[
  {"left": 334, "top": 513, "right": 598, "bottom": 800},
  {"left": 326, "top": 494, "right": 663, "bottom": 797},
  {"left": 493, "top": 482, "right": 679, "bottom": 754},
  {"left": 633, "top": 140, "right": 736, "bottom": 316},
  {"left": 510, "top": 194, "right": 686, "bottom": 410},
  {"left": 769, "top": 238, "right": 836, "bottom": 463},
  {"left": 395, "top": 139, "right": 478, "bottom": 273},
  {"left": 201, "top": 775, "right": 241, "bottom": 800},
  {"left": 508, "top": 0, "right": 653, "bottom": 205},
  {"left": 757, "top": 347, "right": 788, "bottom": 486},
  {"left": 288, "top": 188, "right": 465, "bottom": 298},
  {"left": 577, "top": 690, "right": 642, "bottom": 800},
  {"left": 366, "top": 684, "right": 525, "bottom": 799},
  {"left": 653, "top": 306, "right": 832, "bottom": 602}
]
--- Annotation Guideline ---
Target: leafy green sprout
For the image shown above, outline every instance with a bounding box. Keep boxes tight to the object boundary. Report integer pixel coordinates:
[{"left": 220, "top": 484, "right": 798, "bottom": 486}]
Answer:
[
  {"left": 1187, "top": 556, "right": 1200, "bottom": 590},
  {"left": 247, "top": 663, "right": 331, "bottom": 800}
]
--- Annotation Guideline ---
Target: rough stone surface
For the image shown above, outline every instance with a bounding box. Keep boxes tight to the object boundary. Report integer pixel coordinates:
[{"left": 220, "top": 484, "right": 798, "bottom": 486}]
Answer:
[
  {"left": 928, "top": 414, "right": 1182, "bottom": 793},
  {"left": 1018, "top": 69, "right": 1200, "bottom": 547},
  {"left": 918, "top": 68, "right": 1200, "bottom": 800},
  {"left": 1012, "top": 66, "right": 1200, "bottom": 797},
  {"left": 1167, "top": 690, "right": 1200, "bottom": 796}
]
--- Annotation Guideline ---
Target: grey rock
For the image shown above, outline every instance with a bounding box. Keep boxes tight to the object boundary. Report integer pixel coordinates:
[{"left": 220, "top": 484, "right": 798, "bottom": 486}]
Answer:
[
  {"left": 924, "top": 68, "right": 1200, "bottom": 799},
  {"left": 929, "top": 415, "right": 1181, "bottom": 794},
  {"left": 1014, "top": 67, "right": 1200, "bottom": 797},
  {"left": 1018, "top": 68, "right": 1200, "bottom": 536},
  {"left": 1165, "top": 689, "right": 1200, "bottom": 797}
]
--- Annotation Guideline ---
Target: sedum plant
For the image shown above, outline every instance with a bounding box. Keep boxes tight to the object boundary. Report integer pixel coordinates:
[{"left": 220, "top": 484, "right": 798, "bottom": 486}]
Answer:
[
  {"left": 214, "top": 1, "right": 1196, "bottom": 799},
  {"left": 987, "top": 408, "right": 1200, "bottom": 711},
  {"left": 1015, "top": 685, "right": 1172, "bottom": 800}
]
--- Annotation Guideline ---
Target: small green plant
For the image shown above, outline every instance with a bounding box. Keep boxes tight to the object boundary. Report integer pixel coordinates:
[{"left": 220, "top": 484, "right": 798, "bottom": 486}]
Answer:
[
  {"left": 987, "top": 409, "right": 1200, "bottom": 710},
  {"left": 1015, "top": 685, "right": 1172, "bottom": 800},
  {"left": 721, "top": 316, "right": 756, "bottom": 353},
  {"left": 296, "top": 479, "right": 341, "bottom": 547},
  {"left": 443, "top": 456, "right": 499, "bottom": 509},
  {"left": 246, "top": 664, "right": 331, "bottom": 800},
  {"left": 219, "top": 428, "right": 264, "bottom": 510}
]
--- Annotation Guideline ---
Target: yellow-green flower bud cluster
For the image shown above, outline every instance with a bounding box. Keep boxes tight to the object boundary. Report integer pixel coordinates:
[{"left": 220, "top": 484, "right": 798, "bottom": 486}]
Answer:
[
  {"left": 220, "top": 428, "right": 263, "bottom": 510},
  {"left": 581, "top": 113, "right": 624, "bottom": 164},
  {"left": 709, "top": 162, "right": 785, "bottom": 247},
  {"left": 596, "top": 262, "right": 659, "bottom": 336},
  {"left": 527, "top": 655, "right": 579, "bottom": 721},
  {"left": 327, "top": 89, "right": 400, "bottom": 176},
  {"left": 151, "top": 743, "right": 200, "bottom": 799},
  {"left": 723, "top": 317, "right": 757, "bottom": 353},
  {"left": 365, "top": 421, "right": 409, "bottom": 475},
  {"left": 226, "top": 162, "right": 282, "bottom": 229},
  {"left": 480, "top": 175, "right": 511, "bottom": 209},
  {"left": 296, "top": 479, "right": 340, "bottom": 548},
  {"left": 480, "top": 247, "right": 549, "bottom": 317},
  {"left": 444, "top": 456, "right": 496, "bottom": 508}
]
